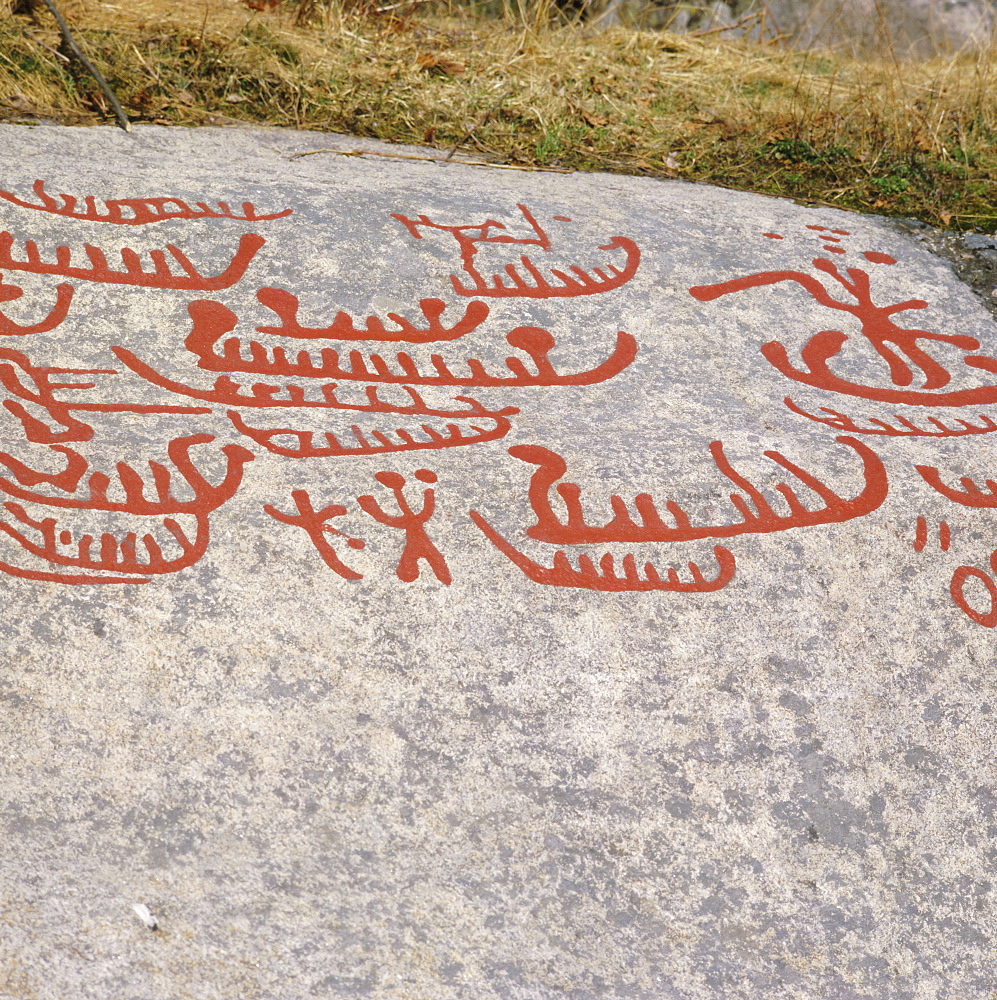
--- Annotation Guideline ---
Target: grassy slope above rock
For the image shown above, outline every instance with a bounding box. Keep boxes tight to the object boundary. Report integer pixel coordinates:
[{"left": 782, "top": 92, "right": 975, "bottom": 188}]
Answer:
[{"left": 2, "top": 0, "right": 997, "bottom": 229}]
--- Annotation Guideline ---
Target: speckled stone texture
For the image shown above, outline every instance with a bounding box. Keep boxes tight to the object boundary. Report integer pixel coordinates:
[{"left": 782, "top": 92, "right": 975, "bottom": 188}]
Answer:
[{"left": 0, "top": 124, "right": 994, "bottom": 1000}]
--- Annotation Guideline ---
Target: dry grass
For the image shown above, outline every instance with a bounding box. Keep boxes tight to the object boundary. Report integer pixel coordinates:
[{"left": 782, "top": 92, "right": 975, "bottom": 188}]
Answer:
[{"left": 2, "top": 0, "right": 997, "bottom": 226}]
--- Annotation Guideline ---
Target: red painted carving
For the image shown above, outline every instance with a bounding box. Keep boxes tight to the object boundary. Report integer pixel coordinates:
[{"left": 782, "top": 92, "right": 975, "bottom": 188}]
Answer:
[
  {"left": 111, "top": 345, "right": 517, "bottom": 420},
  {"left": 109, "top": 294, "right": 521, "bottom": 456},
  {"left": 264, "top": 490, "right": 365, "bottom": 580},
  {"left": 0, "top": 348, "right": 209, "bottom": 447},
  {"left": 690, "top": 232, "right": 997, "bottom": 406},
  {"left": 0, "top": 502, "right": 208, "bottom": 583},
  {"left": 469, "top": 511, "right": 736, "bottom": 593},
  {"left": 913, "top": 516, "right": 951, "bottom": 552},
  {"left": 0, "top": 231, "right": 265, "bottom": 290},
  {"left": 0, "top": 349, "right": 93, "bottom": 443},
  {"left": 0, "top": 195, "right": 953, "bottom": 602},
  {"left": 0, "top": 179, "right": 291, "bottom": 225},
  {"left": 0, "top": 444, "right": 87, "bottom": 493},
  {"left": 227, "top": 394, "right": 517, "bottom": 458},
  {"left": 951, "top": 549, "right": 997, "bottom": 627},
  {"left": 500, "top": 436, "right": 887, "bottom": 546},
  {"left": 0, "top": 276, "right": 73, "bottom": 336},
  {"left": 785, "top": 398, "right": 997, "bottom": 437},
  {"left": 0, "top": 434, "right": 252, "bottom": 516},
  {"left": 691, "top": 256, "right": 981, "bottom": 391},
  {"left": 915, "top": 464, "right": 997, "bottom": 507},
  {"left": 108, "top": 341, "right": 518, "bottom": 457},
  {"left": 357, "top": 469, "right": 451, "bottom": 584},
  {"left": 760, "top": 332, "right": 997, "bottom": 408},
  {"left": 170, "top": 300, "right": 637, "bottom": 387},
  {"left": 255, "top": 288, "right": 490, "bottom": 343},
  {"left": 0, "top": 434, "right": 253, "bottom": 584},
  {"left": 391, "top": 204, "right": 641, "bottom": 299}
]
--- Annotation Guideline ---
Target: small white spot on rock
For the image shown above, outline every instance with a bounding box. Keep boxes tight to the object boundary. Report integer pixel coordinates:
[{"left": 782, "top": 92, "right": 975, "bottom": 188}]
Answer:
[{"left": 132, "top": 903, "right": 158, "bottom": 931}]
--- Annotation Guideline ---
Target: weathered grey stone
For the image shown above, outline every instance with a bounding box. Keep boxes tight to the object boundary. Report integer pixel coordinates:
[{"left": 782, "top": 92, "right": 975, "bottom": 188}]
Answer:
[
  {"left": 0, "top": 124, "right": 995, "bottom": 999},
  {"left": 963, "top": 234, "right": 997, "bottom": 251},
  {"left": 636, "top": 0, "right": 997, "bottom": 56}
]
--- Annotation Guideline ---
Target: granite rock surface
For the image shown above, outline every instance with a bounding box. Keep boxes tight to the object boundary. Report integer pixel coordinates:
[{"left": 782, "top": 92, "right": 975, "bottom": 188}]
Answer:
[{"left": 0, "top": 124, "right": 995, "bottom": 1000}]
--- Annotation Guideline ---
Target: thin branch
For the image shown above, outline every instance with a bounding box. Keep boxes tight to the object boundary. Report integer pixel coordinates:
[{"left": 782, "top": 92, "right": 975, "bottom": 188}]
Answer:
[
  {"left": 37, "top": 0, "right": 131, "bottom": 132},
  {"left": 288, "top": 147, "right": 574, "bottom": 173},
  {"left": 24, "top": 31, "right": 71, "bottom": 64}
]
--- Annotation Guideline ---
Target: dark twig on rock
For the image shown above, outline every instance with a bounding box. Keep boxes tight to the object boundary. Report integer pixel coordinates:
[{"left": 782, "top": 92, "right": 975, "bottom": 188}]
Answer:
[{"left": 37, "top": 0, "right": 131, "bottom": 132}]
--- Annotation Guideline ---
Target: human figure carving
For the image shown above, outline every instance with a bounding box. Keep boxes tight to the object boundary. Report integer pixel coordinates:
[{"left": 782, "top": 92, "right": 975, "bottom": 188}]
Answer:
[
  {"left": 357, "top": 469, "right": 451, "bottom": 584},
  {"left": 690, "top": 228, "right": 997, "bottom": 403},
  {"left": 391, "top": 204, "right": 640, "bottom": 299},
  {"left": 263, "top": 489, "right": 365, "bottom": 581}
]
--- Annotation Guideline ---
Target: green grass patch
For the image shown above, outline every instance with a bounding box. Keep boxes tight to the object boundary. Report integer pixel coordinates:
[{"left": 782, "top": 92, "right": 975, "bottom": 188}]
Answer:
[{"left": 3, "top": 0, "right": 997, "bottom": 229}]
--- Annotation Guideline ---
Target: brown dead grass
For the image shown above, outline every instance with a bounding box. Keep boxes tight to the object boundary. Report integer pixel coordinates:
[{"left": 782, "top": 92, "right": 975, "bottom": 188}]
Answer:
[{"left": 3, "top": 0, "right": 997, "bottom": 227}]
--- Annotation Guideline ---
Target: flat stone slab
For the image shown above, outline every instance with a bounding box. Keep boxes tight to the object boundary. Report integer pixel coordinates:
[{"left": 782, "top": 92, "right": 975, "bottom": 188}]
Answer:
[{"left": 0, "top": 124, "right": 995, "bottom": 999}]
